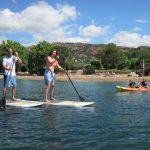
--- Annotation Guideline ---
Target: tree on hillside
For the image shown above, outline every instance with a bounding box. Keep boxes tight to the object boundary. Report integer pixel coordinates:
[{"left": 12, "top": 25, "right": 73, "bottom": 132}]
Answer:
[
  {"left": 127, "top": 49, "right": 150, "bottom": 71},
  {"left": 83, "top": 64, "right": 96, "bottom": 74},
  {"left": 90, "top": 58, "right": 103, "bottom": 69},
  {"left": 98, "top": 43, "right": 129, "bottom": 69}
]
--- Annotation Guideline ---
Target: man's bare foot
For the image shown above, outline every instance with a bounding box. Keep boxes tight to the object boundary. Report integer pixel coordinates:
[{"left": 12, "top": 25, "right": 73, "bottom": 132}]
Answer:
[
  {"left": 50, "top": 97, "right": 56, "bottom": 101},
  {"left": 44, "top": 99, "right": 50, "bottom": 102},
  {"left": 12, "top": 97, "right": 17, "bottom": 101}
]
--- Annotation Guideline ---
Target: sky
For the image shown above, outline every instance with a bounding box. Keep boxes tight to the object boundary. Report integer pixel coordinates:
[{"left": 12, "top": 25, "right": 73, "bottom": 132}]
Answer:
[{"left": 0, "top": 0, "right": 150, "bottom": 47}]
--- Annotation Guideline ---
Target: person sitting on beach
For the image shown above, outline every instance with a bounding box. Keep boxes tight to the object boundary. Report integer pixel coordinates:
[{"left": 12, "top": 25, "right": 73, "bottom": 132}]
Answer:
[
  {"left": 128, "top": 80, "right": 136, "bottom": 88},
  {"left": 140, "top": 79, "right": 147, "bottom": 88}
]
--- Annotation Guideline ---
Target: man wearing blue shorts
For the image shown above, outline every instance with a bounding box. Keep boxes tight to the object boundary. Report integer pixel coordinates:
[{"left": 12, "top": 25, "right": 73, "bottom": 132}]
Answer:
[{"left": 2, "top": 48, "right": 22, "bottom": 101}]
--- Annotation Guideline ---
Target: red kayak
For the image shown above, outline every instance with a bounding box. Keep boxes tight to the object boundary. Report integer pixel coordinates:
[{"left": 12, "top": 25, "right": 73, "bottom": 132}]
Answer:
[{"left": 115, "top": 86, "right": 150, "bottom": 92}]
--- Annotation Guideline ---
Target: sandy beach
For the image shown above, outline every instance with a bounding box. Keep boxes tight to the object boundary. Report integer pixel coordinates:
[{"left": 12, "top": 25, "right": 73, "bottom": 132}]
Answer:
[{"left": 0, "top": 73, "right": 150, "bottom": 82}]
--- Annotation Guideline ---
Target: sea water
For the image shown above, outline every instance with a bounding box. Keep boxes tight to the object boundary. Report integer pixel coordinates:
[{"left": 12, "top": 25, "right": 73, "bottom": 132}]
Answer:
[{"left": 0, "top": 80, "right": 150, "bottom": 150}]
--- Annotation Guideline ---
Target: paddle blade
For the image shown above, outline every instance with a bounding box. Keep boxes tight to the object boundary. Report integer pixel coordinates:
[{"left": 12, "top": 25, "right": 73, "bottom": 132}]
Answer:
[
  {"left": 0, "top": 97, "right": 6, "bottom": 111},
  {"left": 79, "top": 95, "right": 86, "bottom": 102}
]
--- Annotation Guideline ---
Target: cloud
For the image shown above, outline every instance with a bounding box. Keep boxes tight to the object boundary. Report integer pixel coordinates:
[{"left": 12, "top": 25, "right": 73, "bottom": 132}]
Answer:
[
  {"left": 132, "top": 27, "right": 142, "bottom": 32},
  {"left": 107, "top": 31, "right": 150, "bottom": 48},
  {"left": 31, "top": 27, "right": 91, "bottom": 43},
  {"left": 79, "top": 25, "right": 108, "bottom": 37},
  {"left": 56, "top": 4, "right": 78, "bottom": 21},
  {"left": 136, "top": 19, "right": 148, "bottom": 23},
  {"left": 0, "top": 1, "right": 89, "bottom": 43}
]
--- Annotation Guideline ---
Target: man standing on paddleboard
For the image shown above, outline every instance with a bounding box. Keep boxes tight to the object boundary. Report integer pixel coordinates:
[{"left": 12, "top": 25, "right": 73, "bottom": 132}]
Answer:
[
  {"left": 2, "top": 48, "right": 22, "bottom": 101},
  {"left": 44, "top": 49, "right": 65, "bottom": 102}
]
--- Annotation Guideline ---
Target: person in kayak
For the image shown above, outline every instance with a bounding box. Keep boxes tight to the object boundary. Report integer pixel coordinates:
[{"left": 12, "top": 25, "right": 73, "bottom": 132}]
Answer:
[
  {"left": 128, "top": 80, "right": 136, "bottom": 88},
  {"left": 44, "top": 49, "right": 65, "bottom": 102},
  {"left": 140, "top": 79, "right": 147, "bottom": 88}
]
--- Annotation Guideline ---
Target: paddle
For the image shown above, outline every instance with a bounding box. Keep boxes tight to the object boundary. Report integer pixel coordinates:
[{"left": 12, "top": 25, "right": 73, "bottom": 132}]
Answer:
[
  {"left": 65, "top": 71, "right": 86, "bottom": 102},
  {"left": 0, "top": 58, "right": 15, "bottom": 111},
  {"left": 55, "top": 53, "right": 86, "bottom": 102}
]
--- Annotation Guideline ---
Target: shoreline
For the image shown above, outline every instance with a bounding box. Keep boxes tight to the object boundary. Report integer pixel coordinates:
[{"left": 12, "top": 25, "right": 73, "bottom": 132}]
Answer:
[{"left": 0, "top": 73, "right": 150, "bottom": 82}]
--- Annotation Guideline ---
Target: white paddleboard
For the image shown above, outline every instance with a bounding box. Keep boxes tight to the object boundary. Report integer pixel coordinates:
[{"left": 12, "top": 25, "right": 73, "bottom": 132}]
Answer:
[
  {"left": 44, "top": 100, "right": 94, "bottom": 107},
  {"left": 6, "top": 99, "right": 44, "bottom": 107},
  {"left": 6, "top": 99, "right": 94, "bottom": 107}
]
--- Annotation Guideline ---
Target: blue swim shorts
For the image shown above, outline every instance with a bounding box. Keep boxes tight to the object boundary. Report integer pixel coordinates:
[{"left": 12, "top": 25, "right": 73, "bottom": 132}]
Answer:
[
  {"left": 44, "top": 70, "right": 55, "bottom": 85},
  {"left": 3, "top": 75, "right": 17, "bottom": 88}
]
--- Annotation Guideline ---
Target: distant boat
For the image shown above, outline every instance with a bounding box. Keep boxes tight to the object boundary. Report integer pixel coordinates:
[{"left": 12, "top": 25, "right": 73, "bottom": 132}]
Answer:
[{"left": 115, "top": 86, "right": 150, "bottom": 92}]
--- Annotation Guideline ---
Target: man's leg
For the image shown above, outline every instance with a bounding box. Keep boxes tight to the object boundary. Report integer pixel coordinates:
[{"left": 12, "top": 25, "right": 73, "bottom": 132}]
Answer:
[
  {"left": 44, "top": 84, "right": 50, "bottom": 102},
  {"left": 12, "top": 86, "right": 16, "bottom": 100},
  {"left": 3, "top": 75, "right": 8, "bottom": 97},
  {"left": 11, "top": 76, "right": 17, "bottom": 101},
  {"left": 3, "top": 86, "right": 7, "bottom": 97}
]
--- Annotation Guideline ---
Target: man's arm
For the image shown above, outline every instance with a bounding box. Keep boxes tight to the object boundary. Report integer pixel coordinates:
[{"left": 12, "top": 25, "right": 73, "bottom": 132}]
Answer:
[
  {"left": 2, "top": 58, "right": 12, "bottom": 71},
  {"left": 3, "top": 65, "right": 12, "bottom": 71},
  {"left": 15, "top": 52, "right": 22, "bottom": 64}
]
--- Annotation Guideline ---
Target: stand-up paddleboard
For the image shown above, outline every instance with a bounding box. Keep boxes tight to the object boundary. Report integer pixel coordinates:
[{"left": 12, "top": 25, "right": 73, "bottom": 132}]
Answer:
[
  {"left": 6, "top": 99, "right": 44, "bottom": 107},
  {"left": 6, "top": 99, "right": 94, "bottom": 107},
  {"left": 45, "top": 100, "right": 94, "bottom": 107}
]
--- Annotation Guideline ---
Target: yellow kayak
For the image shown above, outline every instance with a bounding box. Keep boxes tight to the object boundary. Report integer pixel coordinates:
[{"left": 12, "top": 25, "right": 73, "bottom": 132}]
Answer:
[{"left": 115, "top": 86, "right": 150, "bottom": 92}]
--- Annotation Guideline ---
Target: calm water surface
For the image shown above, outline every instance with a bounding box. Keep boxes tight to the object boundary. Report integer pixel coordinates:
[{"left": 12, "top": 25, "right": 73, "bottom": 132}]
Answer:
[{"left": 0, "top": 80, "right": 150, "bottom": 150}]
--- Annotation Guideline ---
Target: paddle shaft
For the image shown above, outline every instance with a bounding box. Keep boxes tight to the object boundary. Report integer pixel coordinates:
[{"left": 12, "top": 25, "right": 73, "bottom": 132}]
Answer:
[{"left": 65, "top": 72, "right": 86, "bottom": 101}]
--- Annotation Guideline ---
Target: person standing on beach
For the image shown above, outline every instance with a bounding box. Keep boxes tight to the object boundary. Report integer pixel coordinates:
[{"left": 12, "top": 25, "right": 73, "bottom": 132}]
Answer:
[
  {"left": 2, "top": 48, "right": 22, "bottom": 100},
  {"left": 44, "top": 49, "right": 65, "bottom": 102}
]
